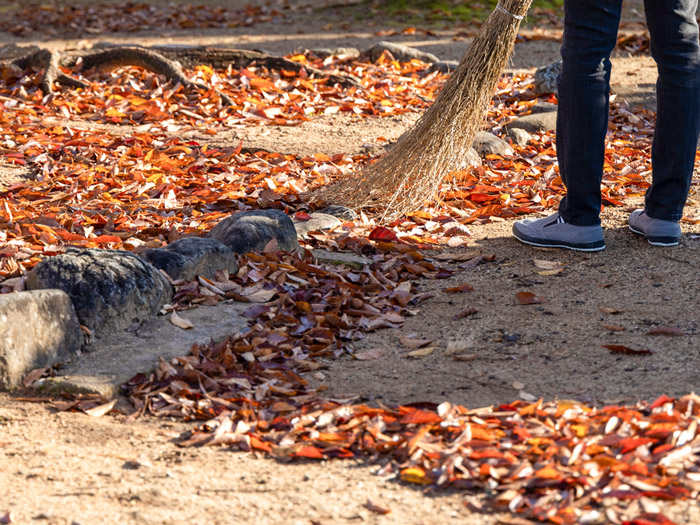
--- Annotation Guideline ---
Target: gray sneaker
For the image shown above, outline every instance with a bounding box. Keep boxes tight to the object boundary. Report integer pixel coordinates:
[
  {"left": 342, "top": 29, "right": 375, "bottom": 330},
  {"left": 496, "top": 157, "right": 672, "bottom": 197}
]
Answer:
[
  {"left": 512, "top": 212, "right": 605, "bottom": 251},
  {"left": 628, "top": 210, "right": 680, "bottom": 247}
]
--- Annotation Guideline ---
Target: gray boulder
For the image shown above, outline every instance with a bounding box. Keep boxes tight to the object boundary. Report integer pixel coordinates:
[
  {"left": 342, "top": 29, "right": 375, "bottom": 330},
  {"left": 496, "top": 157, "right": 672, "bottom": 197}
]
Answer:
[
  {"left": 504, "top": 111, "right": 558, "bottom": 134},
  {"left": 26, "top": 248, "right": 172, "bottom": 338},
  {"left": 534, "top": 59, "right": 561, "bottom": 95},
  {"left": 208, "top": 209, "right": 300, "bottom": 253},
  {"left": 505, "top": 127, "right": 533, "bottom": 146},
  {"left": 293, "top": 212, "right": 343, "bottom": 238},
  {"left": 140, "top": 237, "right": 239, "bottom": 281},
  {"left": 529, "top": 102, "right": 558, "bottom": 114},
  {"left": 0, "top": 290, "right": 82, "bottom": 390},
  {"left": 367, "top": 42, "right": 439, "bottom": 64},
  {"left": 472, "top": 131, "right": 514, "bottom": 157},
  {"left": 319, "top": 205, "right": 358, "bottom": 220}
]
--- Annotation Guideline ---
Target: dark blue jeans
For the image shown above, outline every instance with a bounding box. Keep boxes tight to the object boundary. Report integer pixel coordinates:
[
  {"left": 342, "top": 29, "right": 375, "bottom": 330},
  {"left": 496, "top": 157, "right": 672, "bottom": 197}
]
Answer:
[{"left": 557, "top": 0, "right": 700, "bottom": 225}]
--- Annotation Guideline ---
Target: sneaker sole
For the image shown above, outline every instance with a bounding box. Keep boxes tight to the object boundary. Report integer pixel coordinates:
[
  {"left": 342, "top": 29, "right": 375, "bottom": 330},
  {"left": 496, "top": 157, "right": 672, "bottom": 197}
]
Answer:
[
  {"left": 628, "top": 225, "right": 679, "bottom": 247},
  {"left": 513, "top": 231, "right": 606, "bottom": 252}
]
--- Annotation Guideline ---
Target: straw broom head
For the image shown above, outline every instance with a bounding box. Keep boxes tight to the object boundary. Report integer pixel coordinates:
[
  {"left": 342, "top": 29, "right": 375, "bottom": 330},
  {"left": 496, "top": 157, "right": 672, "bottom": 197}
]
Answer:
[{"left": 311, "top": 0, "right": 533, "bottom": 220}]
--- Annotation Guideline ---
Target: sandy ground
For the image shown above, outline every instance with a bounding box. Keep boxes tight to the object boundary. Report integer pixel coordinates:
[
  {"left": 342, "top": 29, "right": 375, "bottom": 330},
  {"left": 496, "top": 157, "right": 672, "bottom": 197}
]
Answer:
[{"left": 2, "top": 1, "right": 700, "bottom": 524}]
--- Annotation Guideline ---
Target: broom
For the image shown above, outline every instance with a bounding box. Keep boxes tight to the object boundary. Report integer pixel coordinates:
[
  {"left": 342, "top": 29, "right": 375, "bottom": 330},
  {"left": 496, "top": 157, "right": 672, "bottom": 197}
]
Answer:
[{"left": 312, "top": 0, "right": 533, "bottom": 219}]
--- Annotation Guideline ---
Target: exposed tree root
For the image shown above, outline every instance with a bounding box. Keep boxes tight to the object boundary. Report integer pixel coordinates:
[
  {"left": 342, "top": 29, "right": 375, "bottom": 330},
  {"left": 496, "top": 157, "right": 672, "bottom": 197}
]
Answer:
[{"left": 7, "top": 45, "right": 360, "bottom": 104}]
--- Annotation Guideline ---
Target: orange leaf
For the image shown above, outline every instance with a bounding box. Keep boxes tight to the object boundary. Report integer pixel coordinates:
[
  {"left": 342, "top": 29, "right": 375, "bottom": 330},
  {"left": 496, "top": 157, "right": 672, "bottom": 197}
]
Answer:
[{"left": 516, "top": 291, "right": 544, "bottom": 305}]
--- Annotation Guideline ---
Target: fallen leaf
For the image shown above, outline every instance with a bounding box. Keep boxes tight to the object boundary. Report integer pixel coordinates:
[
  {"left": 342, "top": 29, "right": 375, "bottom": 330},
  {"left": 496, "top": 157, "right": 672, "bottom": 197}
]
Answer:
[
  {"left": 22, "top": 367, "right": 47, "bottom": 387},
  {"left": 407, "top": 346, "right": 435, "bottom": 357},
  {"left": 599, "top": 307, "right": 626, "bottom": 314},
  {"left": 455, "top": 307, "right": 478, "bottom": 319},
  {"left": 400, "top": 467, "right": 432, "bottom": 484},
  {"left": 399, "top": 335, "right": 433, "bottom": 349},
  {"left": 364, "top": 498, "right": 391, "bottom": 515},
  {"left": 243, "top": 288, "right": 278, "bottom": 303},
  {"left": 533, "top": 259, "right": 565, "bottom": 275},
  {"left": 601, "top": 323, "right": 626, "bottom": 332},
  {"left": 452, "top": 353, "right": 478, "bottom": 362},
  {"left": 84, "top": 399, "right": 117, "bottom": 417},
  {"left": 516, "top": 291, "right": 544, "bottom": 305},
  {"left": 170, "top": 311, "right": 194, "bottom": 329},
  {"left": 368, "top": 227, "right": 399, "bottom": 242},
  {"left": 353, "top": 348, "right": 386, "bottom": 360},
  {"left": 646, "top": 327, "right": 685, "bottom": 336},
  {"left": 603, "top": 344, "right": 652, "bottom": 355},
  {"left": 443, "top": 283, "right": 474, "bottom": 293}
]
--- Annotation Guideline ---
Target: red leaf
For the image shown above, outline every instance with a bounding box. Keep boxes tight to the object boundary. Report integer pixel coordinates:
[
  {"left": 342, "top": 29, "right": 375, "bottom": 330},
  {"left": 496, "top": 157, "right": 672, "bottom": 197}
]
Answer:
[
  {"left": 293, "top": 211, "right": 311, "bottom": 221},
  {"left": 603, "top": 344, "right": 652, "bottom": 355},
  {"left": 294, "top": 445, "right": 324, "bottom": 459},
  {"left": 368, "top": 227, "right": 399, "bottom": 242},
  {"left": 399, "top": 408, "right": 442, "bottom": 425},
  {"left": 443, "top": 283, "right": 474, "bottom": 293}
]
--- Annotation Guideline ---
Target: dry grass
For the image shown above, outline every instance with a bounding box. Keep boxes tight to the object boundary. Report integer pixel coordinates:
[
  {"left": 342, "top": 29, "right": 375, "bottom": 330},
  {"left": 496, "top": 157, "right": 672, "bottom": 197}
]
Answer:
[{"left": 314, "top": 0, "right": 533, "bottom": 220}]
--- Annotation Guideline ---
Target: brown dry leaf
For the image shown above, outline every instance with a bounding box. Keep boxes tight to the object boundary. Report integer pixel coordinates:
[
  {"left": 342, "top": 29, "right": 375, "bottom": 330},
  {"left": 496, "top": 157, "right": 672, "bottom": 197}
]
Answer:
[
  {"left": 22, "top": 367, "right": 47, "bottom": 387},
  {"left": 646, "top": 327, "right": 685, "bottom": 336},
  {"left": 364, "top": 498, "right": 391, "bottom": 515},
  {"left": 601, "top": 323, "right": 626, "bottom": 332},
  {"left": 453, "top": 353, "right": 478, "bottom": 362},
  {"left": 399, "top": 335, "right": 433, "bottom": 349},
  {"left": 407, "top": 346, "right": 435, "bottom": 358},
  {"left": 243, "top": 289, "right": 278, "bottom": 303},
  {"left": 170, "top": 311, "right": 194, "bottom": 330},
  {"left": 603, "top": 344, "right": 652, "bottom": 355},
  {"left": 443, "top": 282, "right": 474, "bottom": 293},
  {"left": 516, "top": 292, "right": 544, "bottom": 305},
  {"left": 599, "top": 307, "right": 625, "bottom": 314},
  {"left": 455, "top": 307, "right": 478, "bottom": 319},
  {"left": 84, "top": 399, "right": 117, "bottom": 417},
  {"left": 353, "top": 348, "right": 386, "bottom": 360},
  {"left": 533, "top": 259, "right": 565, "bottom": 276}
]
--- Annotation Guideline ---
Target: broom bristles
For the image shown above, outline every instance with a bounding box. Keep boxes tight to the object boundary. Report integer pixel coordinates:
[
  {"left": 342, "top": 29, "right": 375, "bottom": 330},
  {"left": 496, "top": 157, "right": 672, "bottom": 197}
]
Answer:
[{"left": 312, "top": 0, "right": 534, "bottom": 220}]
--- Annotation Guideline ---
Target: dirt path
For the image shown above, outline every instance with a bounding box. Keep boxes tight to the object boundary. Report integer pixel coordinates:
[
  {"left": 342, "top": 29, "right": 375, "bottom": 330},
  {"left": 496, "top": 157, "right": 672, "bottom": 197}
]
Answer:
[{"left": 2, "top": 2, "right": 700, "bottom": 524}]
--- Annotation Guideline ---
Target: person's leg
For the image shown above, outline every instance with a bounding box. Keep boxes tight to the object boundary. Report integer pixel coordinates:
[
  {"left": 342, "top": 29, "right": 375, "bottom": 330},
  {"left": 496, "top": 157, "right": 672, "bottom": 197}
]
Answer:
[
  {"left": 556, "top": 0, "right": 623, "bottom": 226},
  {"left": 642, "top": 0, "right": 700, "bottom": 222}
]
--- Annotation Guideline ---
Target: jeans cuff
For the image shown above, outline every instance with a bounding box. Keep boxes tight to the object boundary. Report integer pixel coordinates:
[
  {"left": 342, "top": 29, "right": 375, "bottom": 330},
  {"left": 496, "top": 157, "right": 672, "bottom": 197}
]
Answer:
[
  {"left": 644, "top": 209, "right": 682, "bottom": 222},
  {"left": 559, "top": 213, "right": 601, "bottom": 227}
]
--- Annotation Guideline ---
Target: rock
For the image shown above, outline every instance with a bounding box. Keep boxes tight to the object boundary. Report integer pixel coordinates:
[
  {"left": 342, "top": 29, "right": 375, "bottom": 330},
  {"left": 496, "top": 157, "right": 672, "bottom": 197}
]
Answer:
[
  {"left": 505, "top": 127, "right": 533, "bottom": 146},
  {"left": 504, "top": 111, "right": 558, "bottom": 134},
  {"left": 367, "top": 42, "right": 439, "bottom": 64},
  {"left": 466, "top": 147, "right": 482, "bottom": 167},
  {"left": 140, "top": 237, "right": 238, "bottom": 281},
  {"left": 26, "top": 248, "right": 172, "bottom": 338},
  {"left": 472, "top": 131, "right": 514, "bottom": 157},
  {"left": 529, "top": 102, "right": 558, "bottom": 114},
  {"left": 208, "top": 209, "right": 300, "bottom": 253},
  {"left": 318, "top": 205, "right": 358, "bottom": 220},
  {"left": 293, "top": 213, "right": 343, "bottom": 238},
  {"left": 429, "top": 60, "right": 459, "bottom": 73},
  {"left": 0, "top": 44, "right": 40, "bottom": 60},
  {"left": 534, "top": 59, "right": 561, "bottom": 95},
  {"left": 0, "top": 290, "right": 81, "bottom": 390}
]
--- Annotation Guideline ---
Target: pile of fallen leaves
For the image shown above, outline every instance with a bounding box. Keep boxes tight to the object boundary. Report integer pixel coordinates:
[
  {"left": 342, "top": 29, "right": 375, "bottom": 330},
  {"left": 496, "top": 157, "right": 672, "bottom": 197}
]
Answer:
[
  {"left": 0, "top": 51, "right": 672, "bottom": 284},
  {"left": 0, "top": 2, "right": 280, "bottom": 36},
  {"left": 121, "top": 244, "right": 699, "bottom": 525}
]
